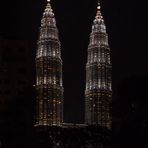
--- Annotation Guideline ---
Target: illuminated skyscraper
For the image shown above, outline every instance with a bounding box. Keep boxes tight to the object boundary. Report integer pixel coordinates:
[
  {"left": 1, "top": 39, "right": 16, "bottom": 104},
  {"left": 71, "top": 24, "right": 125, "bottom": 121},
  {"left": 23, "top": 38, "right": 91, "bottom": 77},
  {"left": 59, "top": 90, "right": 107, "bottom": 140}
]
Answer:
[
  {"left": 85, "top": 1, "right": 112, "bottom": 129},
  {"left": 35, "top": 0, "right": 63, "bottom": 126}
]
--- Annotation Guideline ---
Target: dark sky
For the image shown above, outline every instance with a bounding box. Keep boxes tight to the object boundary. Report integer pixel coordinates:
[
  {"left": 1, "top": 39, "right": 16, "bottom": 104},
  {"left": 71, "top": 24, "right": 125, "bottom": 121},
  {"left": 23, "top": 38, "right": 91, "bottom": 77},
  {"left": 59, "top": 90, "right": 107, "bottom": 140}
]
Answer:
[{"left": 0, "top": 0, "right": 148, "bottom": 123}]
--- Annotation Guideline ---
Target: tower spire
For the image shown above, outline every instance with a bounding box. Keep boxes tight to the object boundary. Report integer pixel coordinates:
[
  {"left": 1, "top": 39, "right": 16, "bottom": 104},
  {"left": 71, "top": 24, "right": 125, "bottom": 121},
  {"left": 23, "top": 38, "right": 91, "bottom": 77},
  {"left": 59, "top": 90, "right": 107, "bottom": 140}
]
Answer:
[
  {"left": 45, "top": 0, "right": 53, "bottom": 14},
  {"left": 98, "top": 0, "right": 100, "bottom": 7},
  {"left": 96, "top": 0, "right": 103, "bottom": 19}
]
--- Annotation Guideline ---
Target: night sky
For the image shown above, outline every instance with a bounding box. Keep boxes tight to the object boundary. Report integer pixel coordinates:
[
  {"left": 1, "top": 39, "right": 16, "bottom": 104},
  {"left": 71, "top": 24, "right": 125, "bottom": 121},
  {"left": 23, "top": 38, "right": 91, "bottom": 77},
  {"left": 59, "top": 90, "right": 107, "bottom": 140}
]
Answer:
[{"left": 0, "top": 0, "right": 148, "bottom": 123}]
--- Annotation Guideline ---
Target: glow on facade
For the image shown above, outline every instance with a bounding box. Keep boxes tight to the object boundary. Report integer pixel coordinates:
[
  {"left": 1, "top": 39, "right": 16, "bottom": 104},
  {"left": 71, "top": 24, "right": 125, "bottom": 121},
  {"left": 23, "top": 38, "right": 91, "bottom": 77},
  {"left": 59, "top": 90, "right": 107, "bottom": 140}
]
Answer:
[
  {"left": 85, "top": 1, "right": 112, "bottom": 129},
  {"left": 35, "top": 0, "right": 64, "bottom": 126}
]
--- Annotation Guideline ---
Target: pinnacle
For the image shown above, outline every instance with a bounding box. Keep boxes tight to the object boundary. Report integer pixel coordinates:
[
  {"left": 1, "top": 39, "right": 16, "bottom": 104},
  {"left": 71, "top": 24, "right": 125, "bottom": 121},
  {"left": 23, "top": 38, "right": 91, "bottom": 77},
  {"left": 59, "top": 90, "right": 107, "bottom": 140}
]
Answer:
[
  {"left": 95, "top": 2, "right": 103, "bottom": 20},
  {"left": 44, "top": 0, "right": 53, "bottom": 15}
]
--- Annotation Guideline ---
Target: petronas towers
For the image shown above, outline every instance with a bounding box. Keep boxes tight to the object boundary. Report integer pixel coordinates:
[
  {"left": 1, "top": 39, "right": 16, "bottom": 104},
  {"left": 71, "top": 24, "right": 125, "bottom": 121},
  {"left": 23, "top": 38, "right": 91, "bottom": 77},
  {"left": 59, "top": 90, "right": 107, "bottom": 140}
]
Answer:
[{"left": 35, "top": 0, "right": 112, "bottom": 129}]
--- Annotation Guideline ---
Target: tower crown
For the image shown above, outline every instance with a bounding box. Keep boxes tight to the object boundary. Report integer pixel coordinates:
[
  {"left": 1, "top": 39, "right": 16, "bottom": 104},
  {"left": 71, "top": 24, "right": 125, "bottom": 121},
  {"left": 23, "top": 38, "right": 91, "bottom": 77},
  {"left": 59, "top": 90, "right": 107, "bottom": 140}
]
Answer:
[
  {"left": 41, "top": 0, "right": 56, "bottom": 27},
  {"left": 44, "top": 1, "right": 54, "bottom": 17},
  {"left": 95, "top": 2, "right": 103, "bottom": 19},
  {"left": 93, "top": 2, "right": 104, "bottom": 24},
  {"left": 92, "top": 2, "right": 106, "bottom": 33}
]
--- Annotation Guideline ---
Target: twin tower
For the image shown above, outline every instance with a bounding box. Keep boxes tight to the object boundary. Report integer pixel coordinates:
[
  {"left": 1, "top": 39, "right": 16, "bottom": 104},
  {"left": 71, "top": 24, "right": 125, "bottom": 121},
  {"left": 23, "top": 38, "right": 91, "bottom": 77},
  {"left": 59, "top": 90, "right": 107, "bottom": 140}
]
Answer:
[{"left": 35, "top": 0, "right": 112, "bottom": 129}]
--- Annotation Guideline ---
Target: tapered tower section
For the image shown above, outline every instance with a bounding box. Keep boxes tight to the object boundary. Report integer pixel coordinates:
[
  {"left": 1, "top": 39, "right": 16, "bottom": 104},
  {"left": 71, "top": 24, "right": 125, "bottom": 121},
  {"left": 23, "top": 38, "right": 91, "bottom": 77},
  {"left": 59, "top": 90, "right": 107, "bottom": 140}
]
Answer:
[
  {"left": 35, "top": 0, "right": 63, "bottom": 127},
  {"left": 85, "top": 2, "right": 112, "bottom": 129}
]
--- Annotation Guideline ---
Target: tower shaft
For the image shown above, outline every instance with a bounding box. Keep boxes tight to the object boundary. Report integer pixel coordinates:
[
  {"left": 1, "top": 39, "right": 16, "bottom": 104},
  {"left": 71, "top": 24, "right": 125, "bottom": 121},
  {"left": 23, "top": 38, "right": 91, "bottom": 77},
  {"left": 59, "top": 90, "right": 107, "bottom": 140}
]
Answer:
[
  {"left": 35, "top": 1, "right": 63, "bottom": 127},
  {"left": 85, "top": 3, "right": 112, "bottom": 129}
]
